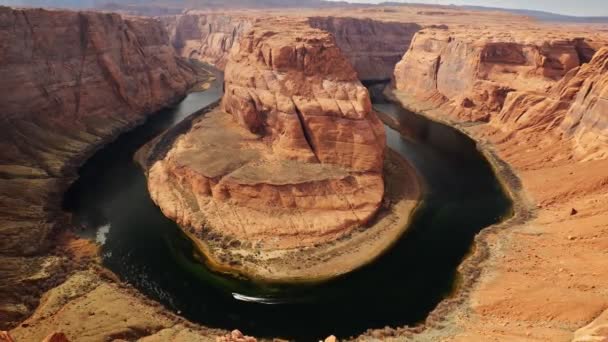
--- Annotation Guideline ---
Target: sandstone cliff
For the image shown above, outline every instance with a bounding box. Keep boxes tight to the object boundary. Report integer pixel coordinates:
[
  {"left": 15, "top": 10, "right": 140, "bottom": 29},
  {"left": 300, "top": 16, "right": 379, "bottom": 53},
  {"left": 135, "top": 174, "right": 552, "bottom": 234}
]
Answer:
[
  {"left": 394, "top": 27, "right": 603, "bottom": 123},
  {"left": 140, "top": 19, "right": 402, "bottom": 281},
  {"left": 308, "top": 16, "right": 421, "bottom": 81},
  {"left": 497, "top": 47, "right": 608, "bottom": 159},
  {"left": 221, "top": 19, "right": 386, "bottom": 172},
  {"left": 0, "top": 6, "right": 199, "bottom": 326},
  {"left": 161, "top": 12, "right": 253, "bottom": 69}
]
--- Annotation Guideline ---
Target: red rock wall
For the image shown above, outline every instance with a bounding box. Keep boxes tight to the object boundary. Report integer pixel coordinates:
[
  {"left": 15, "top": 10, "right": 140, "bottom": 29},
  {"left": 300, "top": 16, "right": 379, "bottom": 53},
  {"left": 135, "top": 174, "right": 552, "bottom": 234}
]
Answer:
[
  {"left": 308, "top": 16, "right": 421, "bottom": 81},
  {"left": 394, "top": 27, "right": 601, "bottom": 122},
  {"left": 0, "top": 7, "right": 198, "bottom": 256},
  {"left": 162, "top": 13, "right": 253, "bottom": 69},
  {"left": 221, "top": 20, "right": 386, "bottom": 172},
  {"left": 394, "top": 27, "right": 608, "bottom": 156},
  {"left": 498, "top": 47, "right": 608, "bottom": 158}
]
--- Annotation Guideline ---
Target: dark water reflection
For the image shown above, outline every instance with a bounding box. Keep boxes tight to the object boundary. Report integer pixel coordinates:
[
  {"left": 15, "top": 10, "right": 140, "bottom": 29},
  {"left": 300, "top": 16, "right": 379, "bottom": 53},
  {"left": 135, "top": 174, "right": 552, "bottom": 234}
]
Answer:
[{"left": 64, "top": 77, "right": 512, "bottom": 340}]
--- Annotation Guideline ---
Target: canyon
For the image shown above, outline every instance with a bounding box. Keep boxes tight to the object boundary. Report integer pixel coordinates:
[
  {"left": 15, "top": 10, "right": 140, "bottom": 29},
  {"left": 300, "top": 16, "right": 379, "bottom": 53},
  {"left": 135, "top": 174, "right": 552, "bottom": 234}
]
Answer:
[
  {"left": 0, "top": 5, "right": 205, "bottom": 333},
  {"left": 0, "top": 2, "right": 607, "bottom": 342}
]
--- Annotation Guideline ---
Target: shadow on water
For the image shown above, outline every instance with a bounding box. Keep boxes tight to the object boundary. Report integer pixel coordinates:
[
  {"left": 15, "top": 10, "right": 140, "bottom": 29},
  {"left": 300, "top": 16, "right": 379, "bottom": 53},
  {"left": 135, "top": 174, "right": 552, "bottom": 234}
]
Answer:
[{"left": 64, "top": 77, "right": 512, "bottom": 340}]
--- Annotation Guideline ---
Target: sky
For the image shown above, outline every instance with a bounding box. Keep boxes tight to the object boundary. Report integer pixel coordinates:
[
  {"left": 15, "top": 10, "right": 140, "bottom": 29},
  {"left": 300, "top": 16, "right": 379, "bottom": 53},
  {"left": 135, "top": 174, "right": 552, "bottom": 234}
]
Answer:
[{"left": 332, "top": 0, "right": 608, "bottom": 17}]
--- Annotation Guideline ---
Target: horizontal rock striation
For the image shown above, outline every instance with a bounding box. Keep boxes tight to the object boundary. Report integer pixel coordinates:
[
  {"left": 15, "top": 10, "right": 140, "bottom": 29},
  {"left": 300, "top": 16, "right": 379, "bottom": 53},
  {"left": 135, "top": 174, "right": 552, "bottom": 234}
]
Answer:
[
  {"left": 308, "top": 16, "right": 421, "bottom": 81},
  {"left": 561, "top": 48, "right": 608, "bottom": 156},
  {"left": 394, "top": 27, "right": 608, "bottom": 157},
  {"left": 390, "top": 26, "right": 608, "bottom": 342},
  {"left": 495, "top": 48, "right": 608, "bottom": 158},
  {"left": 394, "top": 27, "right": 604, "bottom": 123},
  {"left": 164, "top": 13, "right": 422, "bottom": 82},
  {"left": 162, "top": 12, "right": 253, "bottom": 69},
  {"left": 0, "top": 6, "right": 199, "bottom": 326}
]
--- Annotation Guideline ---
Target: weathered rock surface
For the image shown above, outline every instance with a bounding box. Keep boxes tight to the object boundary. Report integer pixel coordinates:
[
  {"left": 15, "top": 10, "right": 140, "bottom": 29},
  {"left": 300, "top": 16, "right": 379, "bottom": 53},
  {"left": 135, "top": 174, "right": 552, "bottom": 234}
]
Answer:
[
  {"left": 139, "top": 19, "right": 410, "bottom": 281},
  {"left": 394, "top": 27, "right": 605, "bottom": 123},
  {"left": 221, "top": 20, "right": 386, "bottom": 172},
  {"left": 162, "top": 12, "right": 253, "bottom": 69},
  {"left": 308, "top": 16, "right": 421, "bottom": 81},
  {"left": 495, "top": 47, "right": 608, "bottom": 159},
  {"left": 0, "top": 6, "right": 201, "bottom": 327},
  {"left": 481, "top": 47, "right": 607, "bottom": 160}
]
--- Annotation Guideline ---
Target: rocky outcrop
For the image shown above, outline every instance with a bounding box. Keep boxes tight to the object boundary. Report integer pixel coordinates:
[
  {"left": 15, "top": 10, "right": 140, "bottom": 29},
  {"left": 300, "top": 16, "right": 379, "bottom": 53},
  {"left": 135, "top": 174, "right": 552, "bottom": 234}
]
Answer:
[
  {"left": 221, "top": 20, "right": 386, "bottom": 172},
  {"left": 394, "top": 27, "right": 604, "bottom": 123},
  {"left": 0, "top": 6, "right": 200, "bottom": 327},
  {"left": 558, "top": 48, "right": 608, "bottom": 157},
  {"left": 140, "top": 19, "right": 403, "bottom": 281},
  {"left": 308, "top": 17, "right": 421, "bottom": 81},
  {"left": 161, "top": 12, "right": 253, "bottom": 69},
  {"left": 495, "top": 47, "right": 608, "bottom": 158}
]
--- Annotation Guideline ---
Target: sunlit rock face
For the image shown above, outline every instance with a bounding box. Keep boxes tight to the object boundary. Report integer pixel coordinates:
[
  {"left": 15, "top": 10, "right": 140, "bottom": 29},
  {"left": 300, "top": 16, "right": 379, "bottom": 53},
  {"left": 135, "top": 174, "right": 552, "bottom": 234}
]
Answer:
[
  {"left": 394, "top": 27, "right": 604, "bottom": 123},
  {"left": 221, "top": 20, "right": 386, "bottom": 172},
  {"left": 498, "top": 47, "right": 608, "bottom": 159},
  {"left": 163, "top": 13, "right": 422, "bottom": 82},
  {"left": 144, "top": 19, "right": 387, "bottom": 252}
]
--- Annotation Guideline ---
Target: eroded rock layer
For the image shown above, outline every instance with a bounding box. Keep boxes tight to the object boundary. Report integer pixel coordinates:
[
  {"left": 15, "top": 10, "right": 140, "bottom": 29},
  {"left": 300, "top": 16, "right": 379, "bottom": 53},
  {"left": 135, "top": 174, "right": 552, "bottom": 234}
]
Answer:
[
  {"left": 498, "top": 47, "right": 608, "bottom": 158},
  {"left": 308, "top": 16, "right": 421, "bottom": 81},
  {"left": 221, "top": 20, "right": 386, "bottom": 172},
  {"left": 0, "top": 6, "right": 199, "bottom": 326},
  {"left": 394, "top": 27, "right": 605, "bottom": 123},
  {"left": 161, "top": 12, "right": 253, "bottom": 69},
  {"left": 164, "top": 13, "right": 422, "bottom": 82}
]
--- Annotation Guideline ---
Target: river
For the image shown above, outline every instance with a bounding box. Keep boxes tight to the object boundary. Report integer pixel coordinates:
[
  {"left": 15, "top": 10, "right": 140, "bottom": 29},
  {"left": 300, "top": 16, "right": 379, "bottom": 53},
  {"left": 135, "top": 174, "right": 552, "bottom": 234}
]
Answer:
[{"left": 63, "top": 72, "right": 512, "bottom": 340}]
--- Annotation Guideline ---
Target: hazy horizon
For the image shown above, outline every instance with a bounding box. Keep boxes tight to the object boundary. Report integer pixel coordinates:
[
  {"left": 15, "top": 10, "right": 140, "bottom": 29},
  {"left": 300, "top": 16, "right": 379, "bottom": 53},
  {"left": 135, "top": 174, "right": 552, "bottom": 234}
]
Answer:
[
  {"left": 333, "top": 0, "right": 608, "bottom": 17},
  {"left": 1, "top": 0, "right": 607, "bottom": 17}
]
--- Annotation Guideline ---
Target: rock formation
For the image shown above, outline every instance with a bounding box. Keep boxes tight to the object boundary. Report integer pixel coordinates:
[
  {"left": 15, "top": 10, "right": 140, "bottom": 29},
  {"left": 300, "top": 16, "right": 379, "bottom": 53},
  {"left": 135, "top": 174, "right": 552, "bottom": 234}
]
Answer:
[
  {"left": 147, "top": 19, "right": 386, "bottom": 247},
  {"left": 308, "top": 16, "right": 421, "bottom": 81},
  {"left": 138, "top": 19, "right": 414, "bottom": 281},
  {"left": 0, "top": 6, "right": 200, "bottom": 327},
  {"left": 161, "top": 12, "right": 253, "bottom": 68},
  {"left": 394, "top": 27, "right": 604, "bottom": 123},
  {"left": 498, "top": 47, "right": 608, "bottom": 158},
  {"left": 2, "top": 2, "right": 606, "bottom": 341},
  {"left": 221, "top": 20, "right": 386, "bottom": 173}
]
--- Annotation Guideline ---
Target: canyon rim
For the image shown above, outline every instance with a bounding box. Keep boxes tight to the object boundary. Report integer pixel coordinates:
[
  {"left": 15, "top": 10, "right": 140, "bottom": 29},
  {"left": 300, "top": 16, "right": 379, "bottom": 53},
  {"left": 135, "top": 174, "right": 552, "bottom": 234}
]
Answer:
[{"left": 0, "top": 1, "right": 607, "bottom": 342}]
